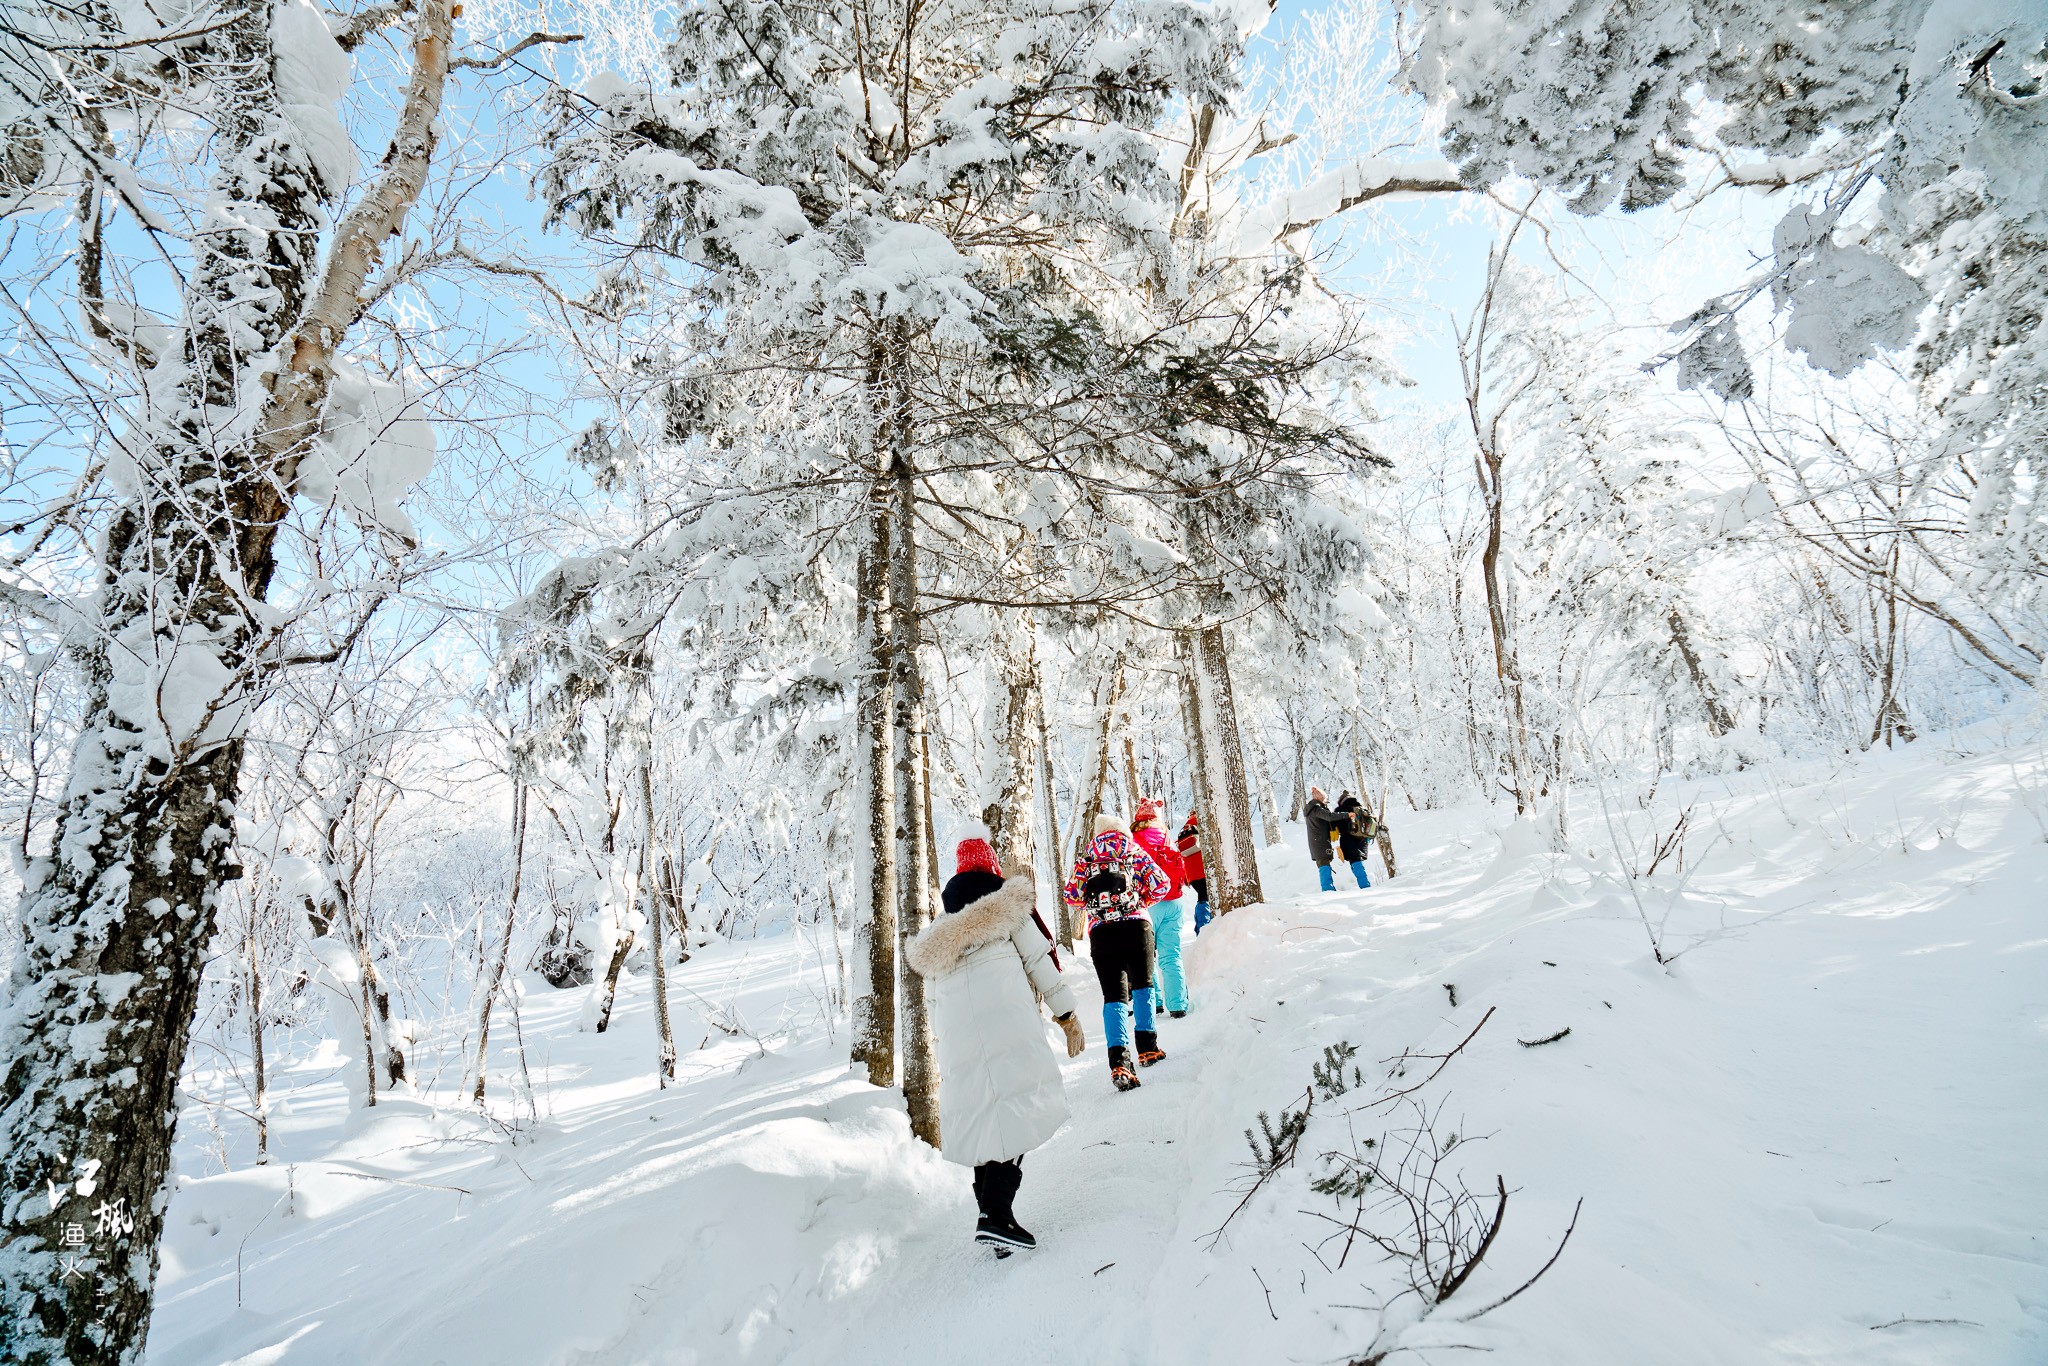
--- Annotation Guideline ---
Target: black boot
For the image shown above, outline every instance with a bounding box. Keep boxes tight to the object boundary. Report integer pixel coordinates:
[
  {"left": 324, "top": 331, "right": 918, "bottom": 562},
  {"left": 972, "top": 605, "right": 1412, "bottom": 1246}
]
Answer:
[
  {"left": 1136, "top": 1030, "right": 1165, "bottom": 1066},
  {"left": 1108, "top": 1044, "right": 1141, "bottom": 1091},
  {"left": 976, "top": 1217, "right": 1037, "bottom": 1253},
  {"left": 974, "top": 1159, "right": 1034, "bottom": 1253}
]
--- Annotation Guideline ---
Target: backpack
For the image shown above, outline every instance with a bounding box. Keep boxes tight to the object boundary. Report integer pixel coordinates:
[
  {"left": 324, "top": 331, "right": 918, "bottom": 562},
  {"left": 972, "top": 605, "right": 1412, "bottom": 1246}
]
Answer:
[
  {"left": 1081, "top": 867, "right": 1139, "bottom": 920},
  {"left": 1346, "top": 809, "right": 1379, "bottom": 842}
]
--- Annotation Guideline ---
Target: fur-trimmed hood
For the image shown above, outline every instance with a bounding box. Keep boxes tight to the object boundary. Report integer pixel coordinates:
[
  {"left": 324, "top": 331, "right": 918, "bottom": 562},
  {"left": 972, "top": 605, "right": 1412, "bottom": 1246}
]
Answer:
[{"left": 908, "top": 872, "right": 1037, "bottom": 978}]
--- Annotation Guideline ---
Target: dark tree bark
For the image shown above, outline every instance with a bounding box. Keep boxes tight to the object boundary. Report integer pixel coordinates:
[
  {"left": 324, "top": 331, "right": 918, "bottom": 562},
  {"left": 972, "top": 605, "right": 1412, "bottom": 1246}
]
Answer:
[
  {"left": 0, "top": 4, "right": 458, "bottom": 1356},
  {"left": 1191, "top": 624, "right": 1263, "bottom": 912}
]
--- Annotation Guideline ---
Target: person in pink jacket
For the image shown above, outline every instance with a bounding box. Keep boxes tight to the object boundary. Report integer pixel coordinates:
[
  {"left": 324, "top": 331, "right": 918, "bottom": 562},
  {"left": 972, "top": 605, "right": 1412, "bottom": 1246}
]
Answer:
[
  {"left": 1061, "top": 813, "right": 1170, "bottom": 1090},
  {"left": 1130, "top": 798, "right": 1191, "bottom": 1019}
]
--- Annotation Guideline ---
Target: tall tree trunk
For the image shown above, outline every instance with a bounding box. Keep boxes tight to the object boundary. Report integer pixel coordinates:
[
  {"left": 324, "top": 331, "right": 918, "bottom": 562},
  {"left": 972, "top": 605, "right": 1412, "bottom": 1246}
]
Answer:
[
  {"left": 1248, "top": 726, "right": 1283, "bottom": 847},
  {"left": 1283, "top": 697, "right": 1306, "bottom": 822},
  {"left": 826, "top": 881, "right": 848, "bottom": 1012},
  {"left": 1477, "top": 443, "right": 1534, "bottom": 812},
  {"left": 365, "top": 957, "right": 406, "bottom": 1089},
  {"left": 1033, "top": 674, "right": 1069, "bottom": 946},
  {"left": 643, "top": 757, "right": 675, "bottom": 1086},
  {"left": 591, "top": 934, "right": 636, "bottom": 1034},
  {"left": 1121, "top": 733, "right": 1143, "bottom": 811},
  {"left": 247, "top": 928, "right": 268, "bottom": 1163},
  {"left": 1177, "top": 633, "right": 1217, "bottom": 844},
  {"left": 0, "top": 5, "right": 457, "bottom": 1358},
  {"left": 1074, "top": 656, "right": 1127, "bottom": 863},
  {"left": 471, "top": 780, "right": 528, "bottom": 1103},
  {"left": 1666, "top": 607, "right": 1736, "bottom": 738},
  {"left": 1190, "top": 624, "right": 1263, "bottom": 911},
  {"left": 983, "top": 623, "right": 1039, "bottom": 872},
  {"left": 849, "top": 487, "right": 897, "bottom": 1088},
  {"left": 883, "top": 335, "right": 939, "bottom": 1149}
]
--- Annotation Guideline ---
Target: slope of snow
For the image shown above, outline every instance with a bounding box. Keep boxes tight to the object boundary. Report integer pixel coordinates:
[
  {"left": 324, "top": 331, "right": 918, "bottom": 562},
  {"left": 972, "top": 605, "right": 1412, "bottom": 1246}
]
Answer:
[{"left": 148, "top": 728, "right": 2048, "bottom": 1364}]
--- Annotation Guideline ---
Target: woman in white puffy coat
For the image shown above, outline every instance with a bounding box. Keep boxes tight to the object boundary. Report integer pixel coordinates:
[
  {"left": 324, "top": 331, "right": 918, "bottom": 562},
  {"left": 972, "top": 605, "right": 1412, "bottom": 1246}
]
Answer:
[{"left": 906, "top": 829, "right": 1085, "bottom": 1254}]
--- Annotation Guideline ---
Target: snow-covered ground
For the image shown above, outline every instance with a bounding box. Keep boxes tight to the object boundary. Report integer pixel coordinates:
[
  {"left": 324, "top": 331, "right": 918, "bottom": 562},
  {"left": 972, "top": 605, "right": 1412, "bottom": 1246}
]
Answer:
[{"left": 148, "top": 728, "right": 2048, "bottom": 1365}]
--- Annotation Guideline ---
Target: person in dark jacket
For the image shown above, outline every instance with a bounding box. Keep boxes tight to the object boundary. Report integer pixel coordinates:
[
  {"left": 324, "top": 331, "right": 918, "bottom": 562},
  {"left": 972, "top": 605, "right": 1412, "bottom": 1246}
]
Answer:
[
  {"left": 1303, "top": 786, "right": 1342, "bottom": 891},
  {"left": 1334, "top": 792, "right": 1374, "bottom": 889}
]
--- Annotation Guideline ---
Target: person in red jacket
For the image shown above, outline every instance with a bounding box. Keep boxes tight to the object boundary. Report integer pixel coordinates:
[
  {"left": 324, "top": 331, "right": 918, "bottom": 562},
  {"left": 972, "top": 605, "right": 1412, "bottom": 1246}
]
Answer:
[
  {"left": 1131, "top": 799, "right": 1192, "bottom": 1019},
  {"left": 1176, "top": 810, "right": 1209, "bottom": 933}
]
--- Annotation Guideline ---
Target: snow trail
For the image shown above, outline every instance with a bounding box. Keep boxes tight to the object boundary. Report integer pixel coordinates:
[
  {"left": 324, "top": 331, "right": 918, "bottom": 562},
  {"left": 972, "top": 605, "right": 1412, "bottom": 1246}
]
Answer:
[
  {"left": 146, "top": 732, "right": 2048, "bottom": 1365},
  {"left": 778, "top": 925, "right": 1229, "bottom": 1366}
]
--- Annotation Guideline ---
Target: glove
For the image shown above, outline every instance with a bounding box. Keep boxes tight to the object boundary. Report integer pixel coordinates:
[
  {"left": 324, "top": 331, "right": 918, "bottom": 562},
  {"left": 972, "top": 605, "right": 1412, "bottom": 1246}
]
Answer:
[{"left": 1056, "top": 1012, "right": 1086, "bottom": 1058}]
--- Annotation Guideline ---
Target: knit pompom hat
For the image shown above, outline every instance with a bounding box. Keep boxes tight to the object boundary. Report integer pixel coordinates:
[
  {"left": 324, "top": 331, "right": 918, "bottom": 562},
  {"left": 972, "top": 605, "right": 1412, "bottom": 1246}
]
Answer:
[
  {"left": 1132, "top": 797, "right": 1164, "bottom": 829},
  {"left": 953, "top": 821, "right": 1001, "bottom": 877},
  {"left": 1093, "top": 812, "right": 1128, "bottom": 836}
]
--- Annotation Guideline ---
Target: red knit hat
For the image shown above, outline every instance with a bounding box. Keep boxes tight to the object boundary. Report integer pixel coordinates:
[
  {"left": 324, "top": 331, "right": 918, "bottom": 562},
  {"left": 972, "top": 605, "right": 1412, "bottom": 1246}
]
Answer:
[
  {"left": 1133, "top": 798, "right": 1163, "bottom": 829},
  {"left": 955, "top": 823, "right": 1001, "bottom": 877}
]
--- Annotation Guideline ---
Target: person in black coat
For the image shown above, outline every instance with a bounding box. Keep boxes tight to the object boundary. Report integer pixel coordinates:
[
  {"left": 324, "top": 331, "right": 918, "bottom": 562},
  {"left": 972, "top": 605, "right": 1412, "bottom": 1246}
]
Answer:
[
  {"left": 1334, "top": 792, "right": 1374, "bottom": 889},
  {"left": 1303, "top": 787, "right": 1341, "bottom": 891}
]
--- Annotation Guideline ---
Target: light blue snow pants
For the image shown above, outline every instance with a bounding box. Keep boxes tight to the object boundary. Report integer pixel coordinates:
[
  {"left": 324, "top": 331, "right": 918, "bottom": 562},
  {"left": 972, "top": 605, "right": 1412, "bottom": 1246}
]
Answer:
[{"left": 1152, "top": 897, "right": 1188, "bottom": 1013}]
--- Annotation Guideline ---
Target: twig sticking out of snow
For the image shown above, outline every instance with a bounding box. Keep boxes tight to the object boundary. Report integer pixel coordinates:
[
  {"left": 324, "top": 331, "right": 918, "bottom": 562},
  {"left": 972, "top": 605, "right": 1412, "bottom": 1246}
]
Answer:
[
  {"left": 1456, "top": 1196, "right": 1584, "bottom": 1321},
  {"left": 1253, "top": 1266, "right": 1279, "bottom": 1320},
  {"left": 1517, "top": 1028, "right": 1571, "bottom": 1048}
]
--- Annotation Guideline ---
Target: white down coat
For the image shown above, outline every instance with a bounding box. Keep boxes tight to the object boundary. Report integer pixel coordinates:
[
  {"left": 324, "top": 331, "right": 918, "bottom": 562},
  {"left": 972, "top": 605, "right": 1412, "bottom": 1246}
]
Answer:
[{"left": 905, "top": 874, "right": 1078, "bottom": 1167}]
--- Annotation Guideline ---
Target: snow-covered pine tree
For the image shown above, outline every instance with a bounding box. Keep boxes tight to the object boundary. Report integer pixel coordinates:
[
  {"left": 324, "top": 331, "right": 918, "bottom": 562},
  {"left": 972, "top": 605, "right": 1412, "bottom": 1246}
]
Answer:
[{"left": 538, "top": 0, "right": 1245, "bottom": 1139}]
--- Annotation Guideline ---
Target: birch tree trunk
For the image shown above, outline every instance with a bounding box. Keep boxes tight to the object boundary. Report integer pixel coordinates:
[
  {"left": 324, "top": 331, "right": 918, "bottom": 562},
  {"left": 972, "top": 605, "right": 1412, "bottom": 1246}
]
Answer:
[
  {"left": 1666, "top": 607, "right": 1736, "bottom": 738},
  {"left": 1477, "top": 442, "right": 1535, "bottom": 813},
  {"left": 591, "top": 935, "right": 636, "bottom": 1034},
  {"left": 849, "top": 489, "right": 897, "bottom": 1088},
  {"left": 643, "top": 757, "right": 675, "bottom": 1086},
  {"left": 884, "top": 335, "right": 937, "bottom": 1146},
  {"left": 470, "top": 780, "right": 528, "bottom": 1102}
]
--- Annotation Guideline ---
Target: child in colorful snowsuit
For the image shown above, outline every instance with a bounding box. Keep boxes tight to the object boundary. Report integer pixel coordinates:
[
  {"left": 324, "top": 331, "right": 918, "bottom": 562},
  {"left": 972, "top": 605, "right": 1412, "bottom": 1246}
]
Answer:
[
  {"left": 1061, "top": 813, "right": 1170, "bottom": 1091},
  {"left": 909, "top": 827, "right": 1086, "bottom": 1255},
  {"left": 1176, "top": 811, "right": 1210, "bottom": 932},
  {"left": 1131, "top": 799, "right": 1191, "bottom": 1018}
]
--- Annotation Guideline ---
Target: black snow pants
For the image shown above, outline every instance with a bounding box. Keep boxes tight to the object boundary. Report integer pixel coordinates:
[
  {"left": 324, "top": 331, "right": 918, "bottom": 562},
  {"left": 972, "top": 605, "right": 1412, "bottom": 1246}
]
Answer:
[{"left": 1088, "top": 918, "right": 1155, "bottom": 1004}]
